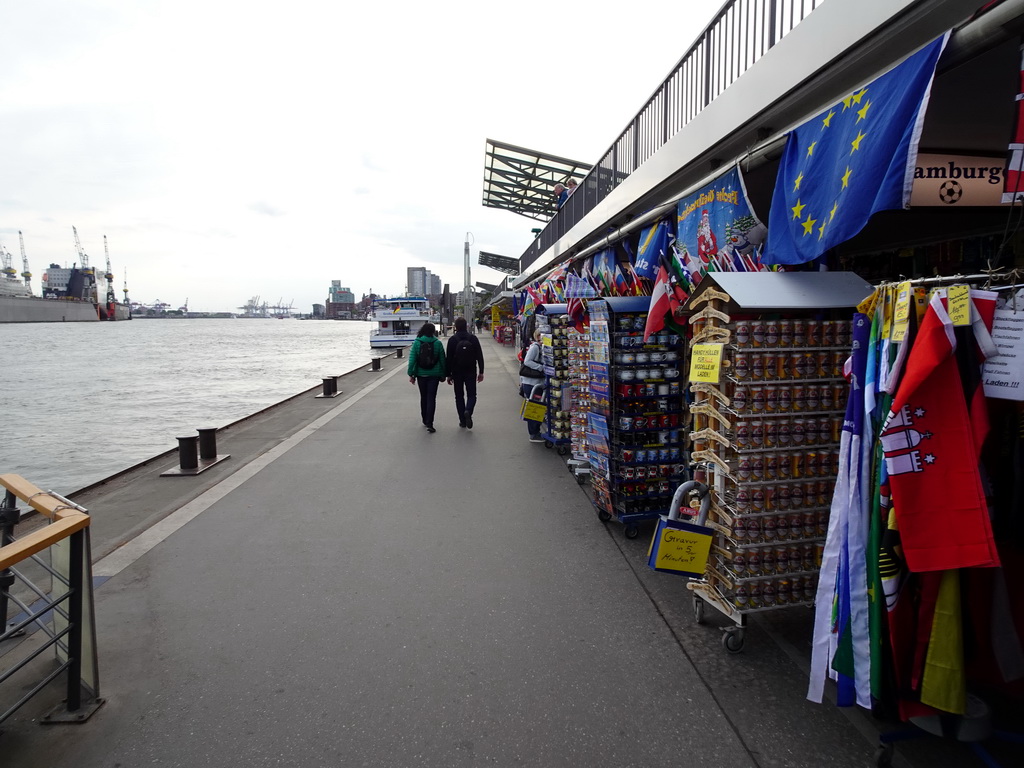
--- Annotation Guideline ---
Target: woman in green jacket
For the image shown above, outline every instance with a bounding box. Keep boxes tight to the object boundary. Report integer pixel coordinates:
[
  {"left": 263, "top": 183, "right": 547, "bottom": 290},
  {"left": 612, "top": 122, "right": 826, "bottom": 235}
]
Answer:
[{"left": 407, "top": 322, "right": 446, "bottom": 433}]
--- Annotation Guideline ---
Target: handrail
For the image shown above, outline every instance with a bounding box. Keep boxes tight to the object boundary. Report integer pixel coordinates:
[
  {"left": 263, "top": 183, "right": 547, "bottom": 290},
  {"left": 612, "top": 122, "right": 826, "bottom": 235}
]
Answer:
[
  {"left": 1, "top": 474, "right": 102, "bottom": 726},
  {"left": 519, "top": 0, "right": 825, "bottom": 274}
]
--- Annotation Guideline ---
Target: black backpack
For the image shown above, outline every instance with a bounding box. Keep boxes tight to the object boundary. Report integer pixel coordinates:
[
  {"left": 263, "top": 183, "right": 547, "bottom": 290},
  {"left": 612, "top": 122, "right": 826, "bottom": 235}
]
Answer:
[
  {"left": 417, "top": 339, "right": 438, "bottom": 369},
  {"left": 453, "top": 337, "right": 475, "bottom": 369}
]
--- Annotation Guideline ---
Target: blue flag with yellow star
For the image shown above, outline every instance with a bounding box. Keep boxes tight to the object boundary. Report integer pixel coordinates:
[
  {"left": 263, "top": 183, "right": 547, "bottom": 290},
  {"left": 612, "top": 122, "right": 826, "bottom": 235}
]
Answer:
[{"left": 764, "top": 34, "right": 948, "bottom": 265}]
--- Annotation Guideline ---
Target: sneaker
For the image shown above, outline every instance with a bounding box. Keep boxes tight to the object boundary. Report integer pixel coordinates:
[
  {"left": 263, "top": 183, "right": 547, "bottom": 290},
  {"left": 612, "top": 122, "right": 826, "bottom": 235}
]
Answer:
[
  {"left": 466, "top": 415, "right": 474, "bottom": 429},
  {"left": 459, "top": 420, "right": 466, "bottom": 428},
  {"left": 427, "top": 426, "right": 436, "bottom": 433},
  {"left": 528, "top": 436, "right": 545, "bottom": 443}
]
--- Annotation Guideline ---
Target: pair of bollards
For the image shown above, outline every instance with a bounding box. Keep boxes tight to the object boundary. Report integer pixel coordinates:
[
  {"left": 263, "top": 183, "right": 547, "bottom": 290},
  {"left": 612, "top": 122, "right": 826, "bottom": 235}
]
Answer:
[
  {"left": 162, "top": 428, "right": 231, "bottom": 476},
  {"left": 317, "top": 375, "right": 343, "bottom": 398}
]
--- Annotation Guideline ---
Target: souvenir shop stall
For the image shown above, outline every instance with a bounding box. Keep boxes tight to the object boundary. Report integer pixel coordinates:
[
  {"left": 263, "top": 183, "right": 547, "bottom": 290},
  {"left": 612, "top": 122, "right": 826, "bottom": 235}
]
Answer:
[
  {"left": 534, "top": 304, "right": 572, "bottom": 455},
  {"left": 791, "top": 273, "right": 1024, "bottom": 764},
  {"left": 670, "top": 271, "right": 873, "bottom": 652},
  {"left": 585, "top": 296, "right": 689, "bottom": 539},
  {"left": 566, "top": 311, "right": 592, "bottom": 483}
]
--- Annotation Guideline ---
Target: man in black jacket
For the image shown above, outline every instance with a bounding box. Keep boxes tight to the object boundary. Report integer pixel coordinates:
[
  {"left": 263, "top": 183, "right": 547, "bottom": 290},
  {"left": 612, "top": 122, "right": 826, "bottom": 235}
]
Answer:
[{"left": 445, "top": 317, "right": 485, "bottom": 429}]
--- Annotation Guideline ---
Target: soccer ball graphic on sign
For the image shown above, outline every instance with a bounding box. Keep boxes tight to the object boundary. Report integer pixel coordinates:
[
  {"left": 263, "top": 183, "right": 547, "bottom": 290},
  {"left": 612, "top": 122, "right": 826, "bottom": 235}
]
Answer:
[{"left": 938, "top": 180, "right": 963, "bottom": 205}]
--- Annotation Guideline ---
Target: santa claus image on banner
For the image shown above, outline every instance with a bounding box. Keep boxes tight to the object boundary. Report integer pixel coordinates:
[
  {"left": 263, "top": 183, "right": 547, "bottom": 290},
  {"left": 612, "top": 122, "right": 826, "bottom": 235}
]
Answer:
[{"left": 696, "top": 209, "right": 718, "bottom": 263}]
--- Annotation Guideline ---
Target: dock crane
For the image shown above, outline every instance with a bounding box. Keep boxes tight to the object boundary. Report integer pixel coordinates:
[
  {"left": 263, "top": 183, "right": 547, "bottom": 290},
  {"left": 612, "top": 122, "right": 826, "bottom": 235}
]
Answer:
[
  {"left": 18, "top": 231, "right": 32, "bottom": 291},
  {"left": 103, "top": 235, "right": 117, "bottom": 319},
  {"left": 0, "top": 243, "right": 16, "bottom": 280},
  {"left": 123, "top": 268, "right": 131, "bottom": 307},
  {"left": 72, "top": 226, "right": 93, "bottom": 275}
]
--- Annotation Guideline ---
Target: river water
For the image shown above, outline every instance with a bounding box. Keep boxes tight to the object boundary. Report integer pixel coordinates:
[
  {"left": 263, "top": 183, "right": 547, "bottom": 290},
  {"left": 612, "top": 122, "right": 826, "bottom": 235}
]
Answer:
[{"left": 2, "top": 319, "right": 378, "bottom": 494}]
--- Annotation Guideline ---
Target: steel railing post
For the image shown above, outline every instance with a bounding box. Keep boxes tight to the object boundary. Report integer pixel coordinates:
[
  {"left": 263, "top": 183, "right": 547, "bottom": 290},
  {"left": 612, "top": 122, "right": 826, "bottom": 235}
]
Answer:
[
  {"left": 0, "top": 490, "right": 17, "bottom": 631},
  {"left": 65, "top": 529, "right": 84, "bottom": 712}
]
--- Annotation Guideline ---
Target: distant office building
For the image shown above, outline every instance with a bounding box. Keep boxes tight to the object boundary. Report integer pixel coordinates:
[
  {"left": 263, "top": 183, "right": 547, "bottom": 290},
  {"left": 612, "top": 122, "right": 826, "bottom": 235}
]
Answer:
[
  {"left": 406, "top": 267, "right": 428, "bottom": 296},
  {"left": 429, "top": 273, "right": 442, "bottom": 297},
  {"left": 329, "top": 281, "right": 355, "bottom": 304},
  {"left": 312, "top": 303, "right": 325, "bottom": 319}
]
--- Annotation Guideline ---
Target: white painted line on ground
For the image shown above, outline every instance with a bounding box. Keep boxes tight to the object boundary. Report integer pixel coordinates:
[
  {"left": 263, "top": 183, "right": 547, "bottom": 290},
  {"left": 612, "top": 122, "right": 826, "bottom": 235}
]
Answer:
[{"left": 93, "top": 362, "right": 408, "bottom": 579}]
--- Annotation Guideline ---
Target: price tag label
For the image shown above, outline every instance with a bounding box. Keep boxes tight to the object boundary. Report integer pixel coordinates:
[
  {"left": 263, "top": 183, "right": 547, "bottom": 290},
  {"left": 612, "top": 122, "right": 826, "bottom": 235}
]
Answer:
[
  {"left": 891, "top": 280, "right": 912, "bottom": 342},
  {"left": 688, "top": 343, "right": 723, "bottom": 384},
  {"left": 947, "top": 285, "right": 972, "bottom": 327}
]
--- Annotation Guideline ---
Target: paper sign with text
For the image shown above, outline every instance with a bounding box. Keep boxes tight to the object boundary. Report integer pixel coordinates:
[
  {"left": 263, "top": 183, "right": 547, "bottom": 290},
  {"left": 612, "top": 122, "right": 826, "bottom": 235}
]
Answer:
[
  {"left": 688, "top": 343, "right": 724, "bottom": 384},
  {"left": 647, "top": 518, "right": 714, "bottom": 577},
  {"left": 983, "top": 307, "right": 1024, "bottom": 401}
]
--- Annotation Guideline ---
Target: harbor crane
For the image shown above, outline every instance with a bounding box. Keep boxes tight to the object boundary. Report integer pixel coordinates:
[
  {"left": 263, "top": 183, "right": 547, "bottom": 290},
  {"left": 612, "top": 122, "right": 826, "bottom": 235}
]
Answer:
[
  {"left": 0, "top": 244, "right": 16, "bottom": 280},
  {"left": 123, "top": 268, "right": 130, "bottom": 306},
  {"left": 18, "top": 231, "right": 32, "bottom": 290},
  {"left": 72, "top": 226, "right": 93, "bottom": 275},
  {"left": 102, "top": 235, "right": 117, "bottom": 318}
]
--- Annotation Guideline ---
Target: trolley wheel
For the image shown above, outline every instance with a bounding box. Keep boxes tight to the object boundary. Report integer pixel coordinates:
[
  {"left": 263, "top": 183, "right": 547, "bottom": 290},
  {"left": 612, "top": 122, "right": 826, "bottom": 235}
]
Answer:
[
  {"left": 557, "top": 445, "right": 569, "bottom": 456},
  {"left": 874, "top": 743, "right": 894, "bottom": 768},
  {"left": 576, "top": 473, "right": 586, "bottom": 485},
  {"left": 722, "top": 629, "right": 745, "bottom": 654},
  {"left": 544, "top": 440, "right": 553, "bottom": 449},
  {"left": 623, "top": 524, "right": 640, "bottom": 539},
  {"left": 693, "top": 597, "right": 706, "bottom": 625},
  {"left": 597, "top": 508, "right": 612, "bottom": 523}
]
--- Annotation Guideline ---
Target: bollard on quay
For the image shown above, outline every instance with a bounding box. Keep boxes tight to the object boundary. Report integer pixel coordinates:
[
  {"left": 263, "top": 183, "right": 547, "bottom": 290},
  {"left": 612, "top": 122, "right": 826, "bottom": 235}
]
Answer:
[
  {"left": 316, "top": 375, "right": 342, "bottom": 398},
  {"left": 396, "top": 347, "right": 404, "bottom": 359},
  {"left": 161, "top": 429, "right": 231, "bottom": 476},
  {"left": 370, "top": 357, "right": 382, "bottom": 372}
]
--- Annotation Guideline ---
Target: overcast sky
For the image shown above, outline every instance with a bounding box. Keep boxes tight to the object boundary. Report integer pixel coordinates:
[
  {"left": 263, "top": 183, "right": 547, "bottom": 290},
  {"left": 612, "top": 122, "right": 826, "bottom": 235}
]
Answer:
[{"left": 0, "top": 1, "right": 718, "bottom": 313}]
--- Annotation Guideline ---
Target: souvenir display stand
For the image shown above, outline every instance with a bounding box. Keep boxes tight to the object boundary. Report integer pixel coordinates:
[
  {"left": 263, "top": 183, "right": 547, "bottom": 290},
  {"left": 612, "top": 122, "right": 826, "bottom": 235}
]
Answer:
[
  {"left": 566, "top": 318, "right": 592, "bottom": 483},
  {"left": 535, "top": 305, "right": 572, "bottom": 455},
  {"left": 679, "top": 272, "right": 873, "bottom": 652},
  {"left": 586, "top": 297, "right": 689, "bottom": 538}
]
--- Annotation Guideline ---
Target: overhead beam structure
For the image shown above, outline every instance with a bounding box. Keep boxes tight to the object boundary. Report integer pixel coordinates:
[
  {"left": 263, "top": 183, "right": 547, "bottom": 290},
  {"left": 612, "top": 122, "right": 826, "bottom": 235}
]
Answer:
[
  {"left": 482, "top": 139, "right": 591, "bottom": 221},
  {"left": 477, "top": 250, "right": 520, "bottom": 275}
]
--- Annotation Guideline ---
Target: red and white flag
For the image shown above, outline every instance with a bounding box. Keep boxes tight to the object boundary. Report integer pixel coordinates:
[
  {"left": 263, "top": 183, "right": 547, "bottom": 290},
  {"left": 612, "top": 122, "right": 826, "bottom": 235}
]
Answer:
[
  {"left": 880, "top": 293, "right": 1000, "bottom": 572},
  {"left": 642, "top": 265, "right": 672, "bottom": 342}
]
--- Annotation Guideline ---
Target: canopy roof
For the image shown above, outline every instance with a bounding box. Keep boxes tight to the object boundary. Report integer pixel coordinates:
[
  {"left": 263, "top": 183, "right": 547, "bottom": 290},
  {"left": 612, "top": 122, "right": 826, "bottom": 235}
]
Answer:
[{"left": 482, "top": 139, "right": 591, "bottom": 221}]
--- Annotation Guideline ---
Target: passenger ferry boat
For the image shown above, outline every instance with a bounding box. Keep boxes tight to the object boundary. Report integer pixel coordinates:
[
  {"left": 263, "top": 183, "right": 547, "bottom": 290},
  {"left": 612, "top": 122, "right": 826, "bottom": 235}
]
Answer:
[{"left": 369, "top": 296, "right": 436, "bottom": 347}]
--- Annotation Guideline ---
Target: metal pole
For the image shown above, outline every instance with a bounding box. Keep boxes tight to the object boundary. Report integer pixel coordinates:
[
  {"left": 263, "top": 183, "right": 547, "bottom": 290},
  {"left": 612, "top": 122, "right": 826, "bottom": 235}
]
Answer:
[
  {"left": 0, "top": 490, "right": 17, "bottom": 632},
  {"left": 65, "top": 530, "right": 84, "bottom": 712},
  {"left": 464, "top": 233, "right": 474, "bottom": 332}
]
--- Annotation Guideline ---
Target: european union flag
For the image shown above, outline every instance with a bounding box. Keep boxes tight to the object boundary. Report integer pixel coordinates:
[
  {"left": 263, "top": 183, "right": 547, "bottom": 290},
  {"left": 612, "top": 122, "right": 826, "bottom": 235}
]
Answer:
[{"left": 763, "top": 35, "right": 948, "bottom": 266}]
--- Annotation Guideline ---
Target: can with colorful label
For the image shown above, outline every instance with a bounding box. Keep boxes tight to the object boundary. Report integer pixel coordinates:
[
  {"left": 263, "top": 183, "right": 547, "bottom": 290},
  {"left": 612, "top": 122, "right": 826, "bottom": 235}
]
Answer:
[
  {"left": 779, "top": 319, "right": 793, "bottom": 348},
  {"left": 766, "top": 320, "right": 780, "bottom": 347},
  {"left": 735, "top": 321, "right": 751, "bottom": 347},
  {"left": 777, "top": 417, "right": 792, "bottom": 447},
  {"left": 752, "top": 320, "right": 766, "bottom": 347}
]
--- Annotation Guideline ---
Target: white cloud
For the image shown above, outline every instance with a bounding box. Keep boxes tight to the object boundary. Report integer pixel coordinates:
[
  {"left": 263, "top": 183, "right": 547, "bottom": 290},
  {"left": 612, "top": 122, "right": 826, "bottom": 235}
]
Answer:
[{"left": 0, "top": 0, "right": 717, "bottom": 311}]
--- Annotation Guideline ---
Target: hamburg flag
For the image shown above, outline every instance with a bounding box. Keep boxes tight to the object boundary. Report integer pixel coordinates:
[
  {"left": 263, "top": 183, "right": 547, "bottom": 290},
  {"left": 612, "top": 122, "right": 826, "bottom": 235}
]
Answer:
[
  {"left": 642, "top": 266, "right": 673, "bottom": 343},
  {"left": 764, "top": 34, "right": 948, "bottom": 265}
]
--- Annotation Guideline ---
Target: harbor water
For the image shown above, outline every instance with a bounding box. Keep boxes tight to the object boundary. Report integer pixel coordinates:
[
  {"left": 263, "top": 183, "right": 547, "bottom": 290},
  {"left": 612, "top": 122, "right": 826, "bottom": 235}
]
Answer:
[{"left": 2, "top": 319, "right": 378, "bottom": 493}]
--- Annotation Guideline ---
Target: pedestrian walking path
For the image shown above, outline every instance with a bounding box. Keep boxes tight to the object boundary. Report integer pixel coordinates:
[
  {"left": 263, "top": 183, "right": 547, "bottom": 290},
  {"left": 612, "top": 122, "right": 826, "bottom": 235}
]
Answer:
[{"left": 1, "top": 338, "right": 994, "bottom": 767}]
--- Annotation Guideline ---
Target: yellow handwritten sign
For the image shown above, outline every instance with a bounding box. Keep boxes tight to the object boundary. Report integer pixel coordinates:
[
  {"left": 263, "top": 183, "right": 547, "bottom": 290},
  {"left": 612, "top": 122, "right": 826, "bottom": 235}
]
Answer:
[
  {"left": 648, "top": 522, "right": 713, "bottom": 576},
  {"left": 947, "top": 284, "right": 972, "bottom": 327},
  {"left": 688, "top": 343, "right": 724, "bottom": 384},
  {"left": 857, "top": 288, "right": 879, "bottom": 318},
  {"left": 891, "top": 280, "right": 912, "bottom": 342}
]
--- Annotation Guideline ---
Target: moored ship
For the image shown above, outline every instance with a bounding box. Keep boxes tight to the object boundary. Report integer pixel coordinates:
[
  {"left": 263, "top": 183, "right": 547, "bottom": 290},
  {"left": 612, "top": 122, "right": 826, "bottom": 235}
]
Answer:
[{"left": 369, "top": 296, "right": 437, "bottom": 347}]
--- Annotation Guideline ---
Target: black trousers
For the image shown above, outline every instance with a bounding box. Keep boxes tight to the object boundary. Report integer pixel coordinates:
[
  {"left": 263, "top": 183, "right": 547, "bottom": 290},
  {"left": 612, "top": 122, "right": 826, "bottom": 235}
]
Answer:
[
  {"left": 417, "top": 376, "right": 441, "bottom": 426},
  {"left": 451, "top": 372, "right": 477, "bottom": 421}
]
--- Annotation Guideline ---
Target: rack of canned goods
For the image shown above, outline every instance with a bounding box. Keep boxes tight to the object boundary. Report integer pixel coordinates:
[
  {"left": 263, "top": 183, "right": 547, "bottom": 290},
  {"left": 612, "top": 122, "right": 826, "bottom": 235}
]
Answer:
[
  {"left": 585, "top": 297, "right": 689, "bottom": 539},
  {"left": 535, "top": 305, "right": 573, "bottom": 455},
  {"left": 677, "top": 272, "right": 874, "bottom": 653}
]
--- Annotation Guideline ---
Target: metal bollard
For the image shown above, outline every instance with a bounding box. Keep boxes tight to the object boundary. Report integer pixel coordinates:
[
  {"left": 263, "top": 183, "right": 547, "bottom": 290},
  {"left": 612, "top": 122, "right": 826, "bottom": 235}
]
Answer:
[
  {"left": 396, "top": 347, "right": 404, "bottom": 359},
  {"left": 316, "top": 376, "right": 341, "bottom": 398},
  {"left": 197, "top": 428, "right": 219, "bottom": 460},
  {"left": 162, "top": 430, "right": 230, "bottom": 476},
  {"left": 371, "top": 357, "right": 382, "bottom": 372},
  {"left": 176, "top": 436, "right": 199, "bottom": 470}
]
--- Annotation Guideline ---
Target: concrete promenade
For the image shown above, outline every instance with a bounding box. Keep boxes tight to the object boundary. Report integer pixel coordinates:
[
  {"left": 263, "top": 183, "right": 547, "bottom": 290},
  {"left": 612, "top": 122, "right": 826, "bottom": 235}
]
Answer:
[{"left": 1, "top": 338, "right": 1003, "bottom": 767}]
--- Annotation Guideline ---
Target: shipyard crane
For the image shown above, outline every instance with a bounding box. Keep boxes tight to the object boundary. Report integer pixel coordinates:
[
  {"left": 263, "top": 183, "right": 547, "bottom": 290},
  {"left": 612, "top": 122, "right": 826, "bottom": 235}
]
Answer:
[
  {"left": 0, "top": 244, "right": 16, "bottom": 280},
  {"left": 18, "top": 231, "right": 32, "bottom": 290},
  {"left": 72, "top": 226, "right": 93, "bottom": 275},
  {"left": 102, "top": 235, "right": 117, "bottom": 307},
  {"left": 122, "top": 268, "right": 130, "bottom": 306}
]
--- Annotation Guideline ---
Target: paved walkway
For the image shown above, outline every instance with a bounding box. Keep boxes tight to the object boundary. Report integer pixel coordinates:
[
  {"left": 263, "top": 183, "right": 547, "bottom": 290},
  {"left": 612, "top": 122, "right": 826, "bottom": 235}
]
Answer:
[{"left": 1, "top": 338, "right": 1007, "bottom": 767}]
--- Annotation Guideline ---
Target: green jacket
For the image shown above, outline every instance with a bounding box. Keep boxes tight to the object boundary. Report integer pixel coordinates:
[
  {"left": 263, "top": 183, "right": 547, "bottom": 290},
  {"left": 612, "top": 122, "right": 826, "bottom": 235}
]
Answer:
[{"left": 408, "top": 335, "right": 446, "bottom": 378}]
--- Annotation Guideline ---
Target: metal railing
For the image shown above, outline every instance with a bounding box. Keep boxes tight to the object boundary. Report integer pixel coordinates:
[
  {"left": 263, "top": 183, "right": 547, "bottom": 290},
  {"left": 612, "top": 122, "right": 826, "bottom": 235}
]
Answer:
[
  {"left": 0, "top": 474, "right": 102, "bottom": 728},
  {"left": 520, "top": 0, "right": 825, "bottom": 274}
]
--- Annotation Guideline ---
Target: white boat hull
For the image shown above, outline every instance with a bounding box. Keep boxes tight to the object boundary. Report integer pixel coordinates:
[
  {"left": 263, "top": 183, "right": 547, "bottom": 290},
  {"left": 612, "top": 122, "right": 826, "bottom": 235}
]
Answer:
[{"left": 370, "top": 337, "right": 414, "bottom": 348}]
